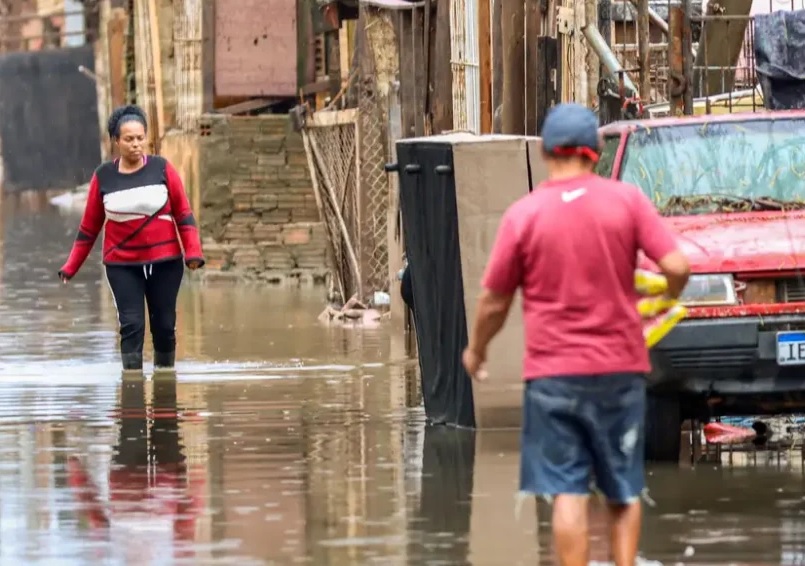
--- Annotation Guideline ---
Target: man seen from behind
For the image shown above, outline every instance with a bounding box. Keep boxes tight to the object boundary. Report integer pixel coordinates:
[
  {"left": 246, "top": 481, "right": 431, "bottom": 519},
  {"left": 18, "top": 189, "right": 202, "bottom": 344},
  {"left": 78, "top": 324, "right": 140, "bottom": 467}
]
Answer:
[{"left": 462, "top": 103, "right": 690, "bottom": 566}]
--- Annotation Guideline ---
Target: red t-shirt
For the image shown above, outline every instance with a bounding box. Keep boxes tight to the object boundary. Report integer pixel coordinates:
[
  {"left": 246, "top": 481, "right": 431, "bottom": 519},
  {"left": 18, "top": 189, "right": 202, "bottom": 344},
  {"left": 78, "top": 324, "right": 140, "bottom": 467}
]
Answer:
[{"left": 482, "top": 173, "right": 678, "bottom": 380}]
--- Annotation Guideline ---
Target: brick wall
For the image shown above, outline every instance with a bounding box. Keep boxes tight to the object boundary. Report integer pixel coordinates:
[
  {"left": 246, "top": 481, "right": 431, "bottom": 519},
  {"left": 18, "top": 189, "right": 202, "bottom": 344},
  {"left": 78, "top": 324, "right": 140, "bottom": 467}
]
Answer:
[{"left": 198, "top": 114, "right": 328, "bottom": 281}]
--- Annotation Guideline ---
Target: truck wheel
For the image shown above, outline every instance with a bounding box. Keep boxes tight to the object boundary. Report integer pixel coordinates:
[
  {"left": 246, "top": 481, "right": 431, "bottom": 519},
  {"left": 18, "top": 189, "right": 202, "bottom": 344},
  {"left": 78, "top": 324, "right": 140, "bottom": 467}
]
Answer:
[{"left": 644, "top": 394, "right": 682, "bottom": 463}]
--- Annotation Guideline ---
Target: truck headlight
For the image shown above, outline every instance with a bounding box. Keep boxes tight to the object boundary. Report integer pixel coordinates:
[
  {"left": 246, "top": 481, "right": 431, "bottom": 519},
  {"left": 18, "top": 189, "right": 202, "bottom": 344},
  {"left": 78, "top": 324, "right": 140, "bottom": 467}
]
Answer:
[{"left": 679, "top": 274, "right": 738, "bottom": 307}]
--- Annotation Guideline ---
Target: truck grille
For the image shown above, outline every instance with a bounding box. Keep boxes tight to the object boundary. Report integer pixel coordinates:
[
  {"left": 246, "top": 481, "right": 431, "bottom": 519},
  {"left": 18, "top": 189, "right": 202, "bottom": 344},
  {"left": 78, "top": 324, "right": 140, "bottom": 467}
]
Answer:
[
  {"left": 777, "top": 278, "right": 805, "bottom": 303},
  {"left": 666, "top": 347, "right": 756, "bottom": 369}
]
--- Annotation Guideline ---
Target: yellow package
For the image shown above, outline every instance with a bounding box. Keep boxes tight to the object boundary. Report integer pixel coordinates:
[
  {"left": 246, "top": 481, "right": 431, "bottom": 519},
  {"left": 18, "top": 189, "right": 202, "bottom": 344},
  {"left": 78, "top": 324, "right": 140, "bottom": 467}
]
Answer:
[
  {"left": 634, "top": 269, "right": 668, "bottom": 296},
  {"left": 637, "top": 296, "right": 677, "bottom": 318},
  {"left": 643, "top": 304, "right": 688, "bottom": 348},
  {"left": 634, "top": 270, "right": 687, "bottom": 348}
]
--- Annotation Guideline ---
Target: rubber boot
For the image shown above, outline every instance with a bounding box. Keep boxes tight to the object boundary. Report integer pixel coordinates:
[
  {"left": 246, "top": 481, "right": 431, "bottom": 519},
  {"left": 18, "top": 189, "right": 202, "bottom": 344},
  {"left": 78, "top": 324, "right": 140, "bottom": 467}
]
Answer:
[
  {"left": 154, "top": 350, "right": 175, "bottom": 374},
  {"left": 121, "top": 352, "right": 144, "bottom": 377}
]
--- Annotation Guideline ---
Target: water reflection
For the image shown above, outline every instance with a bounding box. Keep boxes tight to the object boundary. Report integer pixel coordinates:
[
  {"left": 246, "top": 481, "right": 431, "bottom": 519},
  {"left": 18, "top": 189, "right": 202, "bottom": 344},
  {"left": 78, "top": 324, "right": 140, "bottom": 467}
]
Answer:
[
  {"left": 5, "top": 376, "right": 805, "bottom": 565},
  {"left": 407, "top": 426, "right": 474, "bottom": 565},
  {"left": 66, "top": 375, "right": 204, "bottom": 562},
  {"left": 2, "top": 191, "right": 805, "bottom": 564}
]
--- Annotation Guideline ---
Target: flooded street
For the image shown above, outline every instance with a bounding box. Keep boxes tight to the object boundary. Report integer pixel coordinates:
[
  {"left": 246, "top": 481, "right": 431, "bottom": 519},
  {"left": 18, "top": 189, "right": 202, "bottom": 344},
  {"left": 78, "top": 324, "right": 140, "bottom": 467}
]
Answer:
[{"left": 0, "top": 198, "right": 803, "bottom": 565}]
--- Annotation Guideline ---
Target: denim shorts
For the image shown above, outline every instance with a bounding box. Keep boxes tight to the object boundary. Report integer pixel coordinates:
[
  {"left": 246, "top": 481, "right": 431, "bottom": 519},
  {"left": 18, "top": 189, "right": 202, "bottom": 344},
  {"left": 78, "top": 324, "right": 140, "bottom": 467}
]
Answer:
[{"left": 520, "top": 373, "right": 646, "bottom": 504}]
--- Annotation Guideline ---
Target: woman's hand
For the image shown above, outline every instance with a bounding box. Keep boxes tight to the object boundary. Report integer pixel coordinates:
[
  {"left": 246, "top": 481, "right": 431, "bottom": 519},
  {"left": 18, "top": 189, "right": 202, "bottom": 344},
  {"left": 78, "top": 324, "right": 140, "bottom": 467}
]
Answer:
[
  {"left": 58, "top": 270, "right": 71, "bottom": 284},
  {"left": 187, "top": 260, "right": 202, "bottom": 270}
]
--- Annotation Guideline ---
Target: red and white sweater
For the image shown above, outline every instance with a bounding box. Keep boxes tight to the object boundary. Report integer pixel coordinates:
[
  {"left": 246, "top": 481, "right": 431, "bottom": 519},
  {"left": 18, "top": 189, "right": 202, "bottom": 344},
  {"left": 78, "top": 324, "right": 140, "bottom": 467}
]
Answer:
[{"left": 59, "top": 155, "right": 204, "bottom": 278}]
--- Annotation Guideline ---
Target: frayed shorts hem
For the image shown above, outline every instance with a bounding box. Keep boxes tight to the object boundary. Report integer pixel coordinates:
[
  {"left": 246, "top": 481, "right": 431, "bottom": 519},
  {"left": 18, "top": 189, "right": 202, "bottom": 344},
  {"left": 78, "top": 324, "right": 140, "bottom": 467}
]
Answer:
[{"left": 517, "top": 488, "right": 641, "bottom": 506}]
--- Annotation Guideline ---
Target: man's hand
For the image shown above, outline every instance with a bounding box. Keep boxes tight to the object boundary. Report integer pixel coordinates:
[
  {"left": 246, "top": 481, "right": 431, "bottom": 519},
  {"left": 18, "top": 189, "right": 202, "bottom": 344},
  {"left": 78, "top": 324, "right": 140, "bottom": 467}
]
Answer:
[
  {"left": 462, "top": 347, "right": 488, "bottom": 382},
  {"left": 463, "top": 289, "right": 514, "bottom": 382}
]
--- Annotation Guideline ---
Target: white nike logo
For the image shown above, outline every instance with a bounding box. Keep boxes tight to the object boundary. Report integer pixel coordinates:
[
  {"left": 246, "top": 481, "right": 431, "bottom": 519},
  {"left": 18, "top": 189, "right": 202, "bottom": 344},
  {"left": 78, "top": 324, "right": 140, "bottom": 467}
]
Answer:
[{"left": 561, "top": 187, "right": 587, "bottom": 202}]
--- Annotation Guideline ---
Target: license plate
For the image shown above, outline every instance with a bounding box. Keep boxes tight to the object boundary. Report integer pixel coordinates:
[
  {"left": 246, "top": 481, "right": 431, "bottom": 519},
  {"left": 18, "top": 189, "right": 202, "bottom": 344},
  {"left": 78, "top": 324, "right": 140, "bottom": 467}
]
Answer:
[{"left": 777, "top": 332, "right": 805, "bottom": 366}]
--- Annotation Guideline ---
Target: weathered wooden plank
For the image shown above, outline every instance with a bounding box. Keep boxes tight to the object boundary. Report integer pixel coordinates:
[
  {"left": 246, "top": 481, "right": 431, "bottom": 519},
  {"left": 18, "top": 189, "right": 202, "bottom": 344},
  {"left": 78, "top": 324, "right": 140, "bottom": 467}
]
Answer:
[
  {"left": 637, "top": 0, "right": 650, "bottom": 100},
  {"left": 525, "top": 0, "right": 538, "bottom": 135},
  {"left": 306, "top": 108, "right": 359, "bottom": 127},
  {"left": 501, "top": 0, "right": 525, "bottom": 134},
  {"left": 669, "top": 6, "right": 684, "bottom": 116},
  {"left": 492, "top": 0, "right": 503, "bottom": 132},
  {"left": 535, "top": 35, "right": 558, "bottom": 134},
  {"left": 202, "top": 0, "right": 215, "bottom": 112},
  {"left": 479, "top": 0, "right": 492, "bottom": 133},
  {"left": 429, "top": 0, "right": 453, "bottom": 134},
  {"left": 108, "top": 7, "right": 127, "bottom": 108}
]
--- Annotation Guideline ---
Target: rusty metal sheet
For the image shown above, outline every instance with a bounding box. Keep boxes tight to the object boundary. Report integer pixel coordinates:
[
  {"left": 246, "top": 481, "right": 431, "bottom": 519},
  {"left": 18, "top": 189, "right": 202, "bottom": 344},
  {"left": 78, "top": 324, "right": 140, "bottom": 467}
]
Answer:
[{"left": 214, "top": 0, "right": 297, "bottom": 97}]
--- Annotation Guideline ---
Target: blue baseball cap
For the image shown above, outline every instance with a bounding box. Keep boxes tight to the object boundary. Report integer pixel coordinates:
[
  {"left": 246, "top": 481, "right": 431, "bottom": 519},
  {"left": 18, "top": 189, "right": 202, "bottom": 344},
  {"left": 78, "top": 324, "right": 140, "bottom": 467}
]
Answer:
[{"left": 541, "top": 103, "right": 600, "bottom": 162}]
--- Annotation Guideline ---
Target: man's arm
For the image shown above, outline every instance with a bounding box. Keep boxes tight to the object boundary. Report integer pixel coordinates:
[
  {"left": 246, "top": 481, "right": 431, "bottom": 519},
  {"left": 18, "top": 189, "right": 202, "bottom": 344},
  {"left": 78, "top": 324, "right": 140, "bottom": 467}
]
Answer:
[
  {"left": 466, "top": 212, "right": 522, "bottom": 365},
  {"left": 633, "top": 189, "right": 690, "bottom": 298},
  {"left": 656, "top": 250, "right": 690, "bottom": 299},
  {"left": 467, "top": 289, "right": 515, "bottom": 358}
]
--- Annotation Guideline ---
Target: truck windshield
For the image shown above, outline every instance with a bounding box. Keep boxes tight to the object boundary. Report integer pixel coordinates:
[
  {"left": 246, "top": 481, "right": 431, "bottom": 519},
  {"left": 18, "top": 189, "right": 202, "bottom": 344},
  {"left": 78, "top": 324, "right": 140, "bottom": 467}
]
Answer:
[{"left": 619, "top": 118, "right": 805, "bottom": 215}]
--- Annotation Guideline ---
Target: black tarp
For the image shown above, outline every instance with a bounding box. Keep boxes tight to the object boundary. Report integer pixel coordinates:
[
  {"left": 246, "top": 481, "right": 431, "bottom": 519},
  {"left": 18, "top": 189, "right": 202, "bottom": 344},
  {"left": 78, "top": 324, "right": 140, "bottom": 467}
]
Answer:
[
  {"left": 0, "top": 44, "right": 101, "bottom": 192},
  {"left": 396, "top": 140, "right": 476, "bottom": 428},
  {"left": 407, "top": 425, "right": 475, "bottom": 564},
  {"left": 754, "top": 9, "right": 805, "bottom": 110}
]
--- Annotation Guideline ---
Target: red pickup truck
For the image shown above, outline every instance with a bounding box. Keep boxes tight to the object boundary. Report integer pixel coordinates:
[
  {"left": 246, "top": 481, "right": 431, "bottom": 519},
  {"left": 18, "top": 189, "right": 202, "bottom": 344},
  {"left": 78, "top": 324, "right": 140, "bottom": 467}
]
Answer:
[{"left": 598, "top": 111, "right": 805, "bottom": 461}]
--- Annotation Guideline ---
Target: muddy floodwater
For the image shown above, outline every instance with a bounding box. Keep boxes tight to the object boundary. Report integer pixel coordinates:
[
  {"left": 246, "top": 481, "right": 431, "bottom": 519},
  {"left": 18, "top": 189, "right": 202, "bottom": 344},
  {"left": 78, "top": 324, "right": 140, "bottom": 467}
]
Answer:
[{"left": 1, "top": 196, "right": 805, "bottom": 565}]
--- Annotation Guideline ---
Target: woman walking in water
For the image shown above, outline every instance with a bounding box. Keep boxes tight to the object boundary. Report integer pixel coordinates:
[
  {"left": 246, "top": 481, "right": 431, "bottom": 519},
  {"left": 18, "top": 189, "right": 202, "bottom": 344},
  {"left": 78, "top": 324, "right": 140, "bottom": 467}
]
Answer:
[{"left": 59, "top": 105, "right": 204, "bottom": 374}]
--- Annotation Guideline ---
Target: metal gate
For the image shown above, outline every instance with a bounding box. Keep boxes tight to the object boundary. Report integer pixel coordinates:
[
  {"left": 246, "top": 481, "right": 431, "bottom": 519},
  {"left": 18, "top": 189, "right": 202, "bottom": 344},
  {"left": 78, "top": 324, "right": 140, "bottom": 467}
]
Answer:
[{"left": 610, "top": 0, "right": 805, "bottom": 117}]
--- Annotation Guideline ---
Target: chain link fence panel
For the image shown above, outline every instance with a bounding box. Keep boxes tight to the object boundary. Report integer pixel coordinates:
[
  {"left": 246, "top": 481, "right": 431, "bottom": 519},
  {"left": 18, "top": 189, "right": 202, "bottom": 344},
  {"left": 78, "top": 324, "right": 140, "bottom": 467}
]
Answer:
[
  {"left": 358, "top": 82, "right": 389, "bottom": 297},
  {"left": 302, "top": 111, "right": 361, "bottom": 302}
]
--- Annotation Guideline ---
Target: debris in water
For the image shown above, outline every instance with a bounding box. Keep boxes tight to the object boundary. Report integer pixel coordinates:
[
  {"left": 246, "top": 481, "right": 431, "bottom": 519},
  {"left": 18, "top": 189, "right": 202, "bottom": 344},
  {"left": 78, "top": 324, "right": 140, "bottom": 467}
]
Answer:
[
  {"left": 318, "top": 294, "right": 386, "bottom": 326},
  {"left": 703, "top": 422, "right": 756, "bottom": 444},
  {"left": 50, "top": 182, "right": 89, "bottom": 211},
  {"left": 372, "top": 291, "right": 391, "bottom": 306},
  {"left": 684, "top": 545, "right": 695, "bottom": 557}
]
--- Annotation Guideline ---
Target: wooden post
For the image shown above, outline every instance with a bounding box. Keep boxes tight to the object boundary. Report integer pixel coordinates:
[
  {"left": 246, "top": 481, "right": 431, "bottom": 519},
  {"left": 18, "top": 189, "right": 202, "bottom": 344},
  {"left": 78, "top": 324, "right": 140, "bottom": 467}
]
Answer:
[
  {"left": 326, "top": 30, "right": 341, "bottom": 100},
  {"left": 668, "top": 6, "right": 684, "bottom": 117},
  {"left": 479, "top": 0, "right": 492, "bottom": 133},
  {"left": 387, "top": 81, "right": 406, "bottom": 328},
  {"left": 597, "top": 0, "right": 611, "bottom": 49},
  {"left": 491, "top": 0, "right": 503, "bottom": 132},
  {"left": 597, "top": 0, "right": 621, "bottom": 124},
  {"left": 681, "top": 0, "right": 693, "bottom": 115},
  {"left": 535, "top": 36, "right": 558, "bottom": 134},
  {"left": 396, "top": 10, "right": 416, "bottom": 137},
  {"left": 397, "top": 7, "right": 427, "bottom": 137},
  {"left": 572, "top": 0, "right": 587, "bottom": 105},
  {"left": 637, "top": 0, "right": 650, "bottom": 102},
  {"left": 500, "top": 0, "right": 525, "bottom": 134},
  {"left": 147, "top": 0, "right": 165, "bottom": 148},
  {"left": 524, "top": 0, "right": 538, "bottom": 135},
  {"left": 558, "top": 2, "right": 571, "bottom": 103},
  {"left": 156, "top": 0, "right": 176, "bottom": 130},
  {"left": 108, "top": 8, "right": 127, "bottom": 108},
  {"left": 429, "top": 0, "right": 453, "bottom": 134},
  {"left": 585, "top": 0, "right": 599, "bottom": 107},
  {"left": 339, "top": 23, "right": 351, "bottom": 87},
  {"left": 133, "top": 0, "right": 151, "bottom": 138},
  {"left": 202, "top": 0, "right": 215, "bottom": 112}
]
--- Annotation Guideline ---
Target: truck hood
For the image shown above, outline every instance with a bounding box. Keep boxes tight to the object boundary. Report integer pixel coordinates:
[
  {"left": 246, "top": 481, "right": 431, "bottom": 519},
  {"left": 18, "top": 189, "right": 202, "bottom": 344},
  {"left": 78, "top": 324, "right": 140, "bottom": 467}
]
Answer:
[{"left": 659, "top": 211, "right": 805, "bottom": 273}]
